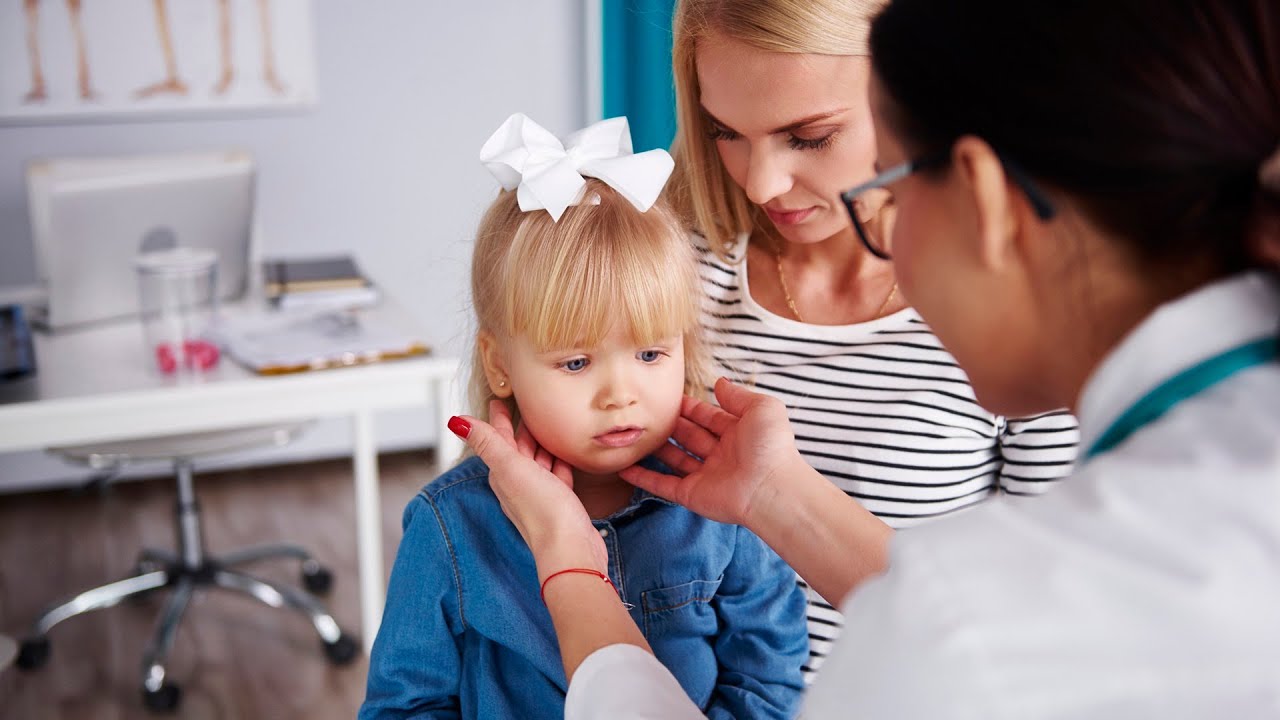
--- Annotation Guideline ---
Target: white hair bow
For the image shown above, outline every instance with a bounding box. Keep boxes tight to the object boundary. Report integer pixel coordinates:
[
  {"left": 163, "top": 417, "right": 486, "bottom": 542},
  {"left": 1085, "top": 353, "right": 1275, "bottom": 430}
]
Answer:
[{"left": 479, "top": 112, "right": 675, "bottom": 222}]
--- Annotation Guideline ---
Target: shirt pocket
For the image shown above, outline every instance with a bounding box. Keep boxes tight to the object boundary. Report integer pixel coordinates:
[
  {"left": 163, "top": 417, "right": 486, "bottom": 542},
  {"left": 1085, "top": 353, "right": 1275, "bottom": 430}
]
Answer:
[{"left": 640, "top": 576, "right": 723, "bottom": 639}]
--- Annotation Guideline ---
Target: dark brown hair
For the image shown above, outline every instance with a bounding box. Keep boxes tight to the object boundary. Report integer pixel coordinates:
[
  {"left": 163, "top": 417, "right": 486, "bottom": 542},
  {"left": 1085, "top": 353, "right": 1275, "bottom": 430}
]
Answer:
[{"left": 870, "top": 0, "right": 1280, "bottom": 274}]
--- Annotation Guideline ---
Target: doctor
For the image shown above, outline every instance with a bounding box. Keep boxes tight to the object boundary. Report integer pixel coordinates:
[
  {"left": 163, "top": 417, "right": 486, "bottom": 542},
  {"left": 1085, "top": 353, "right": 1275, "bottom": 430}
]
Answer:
[{"left": 448, "top": 0, "right": 1280, "bottom": 715}]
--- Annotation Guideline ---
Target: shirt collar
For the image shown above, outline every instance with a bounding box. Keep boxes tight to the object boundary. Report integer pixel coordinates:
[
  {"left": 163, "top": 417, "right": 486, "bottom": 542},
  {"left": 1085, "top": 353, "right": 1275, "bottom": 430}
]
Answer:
[
  {"left": 591, "top": 488, "right": 676, "bottom": 526},
  {"left": 594, "top": 453, "right": 680, "bottom": 523},
  {"left": 1076, "top": 271, "right": 1280, "bottom": 453}
]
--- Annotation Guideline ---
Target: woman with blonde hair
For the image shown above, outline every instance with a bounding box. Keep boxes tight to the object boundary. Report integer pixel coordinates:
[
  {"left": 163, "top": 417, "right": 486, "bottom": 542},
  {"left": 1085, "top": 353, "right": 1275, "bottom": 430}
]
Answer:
[{"left": 666, "top": 0, "right": 1080, "bottom": 678}]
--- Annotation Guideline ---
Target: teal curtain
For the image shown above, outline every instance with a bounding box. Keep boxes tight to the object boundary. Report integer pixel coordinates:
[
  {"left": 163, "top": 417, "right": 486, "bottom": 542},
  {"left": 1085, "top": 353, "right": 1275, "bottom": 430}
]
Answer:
[{"left": 602, "top": 0, "right": 677, "bottom": 153}]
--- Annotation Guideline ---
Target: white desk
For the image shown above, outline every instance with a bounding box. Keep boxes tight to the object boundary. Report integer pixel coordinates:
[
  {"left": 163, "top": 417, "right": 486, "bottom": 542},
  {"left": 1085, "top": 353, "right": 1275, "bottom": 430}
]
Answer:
[{"left": 0, "top": 309, "right": 463, "bottom": 653}]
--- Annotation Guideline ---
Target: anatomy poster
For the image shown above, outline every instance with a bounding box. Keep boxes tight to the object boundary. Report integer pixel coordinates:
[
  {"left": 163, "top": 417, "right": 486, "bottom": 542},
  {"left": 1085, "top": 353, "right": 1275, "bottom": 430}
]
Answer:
[{"left": 1, "top": 0, "right": 316, "bottom": 123}]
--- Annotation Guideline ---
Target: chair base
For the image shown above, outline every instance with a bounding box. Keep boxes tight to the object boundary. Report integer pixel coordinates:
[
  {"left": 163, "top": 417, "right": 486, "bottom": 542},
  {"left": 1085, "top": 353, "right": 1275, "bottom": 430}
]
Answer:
[
  {"left": 19, "top": 450, "right": 355, "bottom": 712},
  {"left": 17, "top": 544, "right": 357, "bottom": 714}
]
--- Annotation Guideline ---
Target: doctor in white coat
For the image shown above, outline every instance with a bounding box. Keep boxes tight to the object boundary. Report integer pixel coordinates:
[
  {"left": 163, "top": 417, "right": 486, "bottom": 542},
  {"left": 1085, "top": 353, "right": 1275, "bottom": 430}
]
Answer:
[{"left": 447, "top": 0, "right": 1280, "bottom": 716}]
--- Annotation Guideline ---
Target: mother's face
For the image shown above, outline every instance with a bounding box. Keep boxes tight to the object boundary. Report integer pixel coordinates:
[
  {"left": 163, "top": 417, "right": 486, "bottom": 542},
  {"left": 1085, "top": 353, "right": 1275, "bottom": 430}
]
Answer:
[{"left": 695, "top": 31, "right": 879, "bottom": 246}]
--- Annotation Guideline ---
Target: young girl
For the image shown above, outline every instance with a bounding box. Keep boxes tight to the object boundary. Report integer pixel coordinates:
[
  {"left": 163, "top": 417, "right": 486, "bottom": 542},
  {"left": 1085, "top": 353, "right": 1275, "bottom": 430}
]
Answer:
[{"left": 359, "top": 114, "right": 807, "bottom": 720}]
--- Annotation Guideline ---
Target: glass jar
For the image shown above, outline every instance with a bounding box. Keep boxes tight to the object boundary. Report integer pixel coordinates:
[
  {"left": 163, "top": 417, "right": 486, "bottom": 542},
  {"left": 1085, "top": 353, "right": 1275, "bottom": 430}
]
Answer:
[{"left": 135, "top": 248, "right": 220, "bottom": 375}]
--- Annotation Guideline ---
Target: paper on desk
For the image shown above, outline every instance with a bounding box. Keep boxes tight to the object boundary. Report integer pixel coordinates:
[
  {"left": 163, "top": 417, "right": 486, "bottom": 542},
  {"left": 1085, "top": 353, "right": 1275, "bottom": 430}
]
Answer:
[{"left": 213, "top": 310, "right": 429, "bottom": 375}]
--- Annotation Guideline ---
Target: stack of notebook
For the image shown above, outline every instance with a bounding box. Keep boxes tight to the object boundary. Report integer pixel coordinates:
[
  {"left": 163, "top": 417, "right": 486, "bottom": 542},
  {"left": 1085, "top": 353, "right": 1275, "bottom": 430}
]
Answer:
[
  {"left": 214, "top": 309, "right": 429, "bottom": 375},
  {"left": 263, "top": 255, "right": 380, "bottom": 311}
]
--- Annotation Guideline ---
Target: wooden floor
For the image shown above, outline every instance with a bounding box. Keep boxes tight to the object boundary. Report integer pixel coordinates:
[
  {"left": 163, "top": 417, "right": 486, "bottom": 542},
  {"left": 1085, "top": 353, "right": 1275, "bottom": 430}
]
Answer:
[{"left": 0, "top": 451, "right": 436, "bottom": 720}]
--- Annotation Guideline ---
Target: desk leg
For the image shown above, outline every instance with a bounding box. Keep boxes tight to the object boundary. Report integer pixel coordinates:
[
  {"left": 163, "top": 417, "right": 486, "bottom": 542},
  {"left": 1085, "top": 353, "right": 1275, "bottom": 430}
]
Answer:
[{"left": 352, "top": 409, "right": 383, "bottom": 655}]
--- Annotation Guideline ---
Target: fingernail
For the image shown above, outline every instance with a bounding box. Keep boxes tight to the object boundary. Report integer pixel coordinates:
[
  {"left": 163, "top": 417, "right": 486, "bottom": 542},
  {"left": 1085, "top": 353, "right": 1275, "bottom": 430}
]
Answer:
[{"left": 447, "top": 416, "right": 471, "bottom": 439}]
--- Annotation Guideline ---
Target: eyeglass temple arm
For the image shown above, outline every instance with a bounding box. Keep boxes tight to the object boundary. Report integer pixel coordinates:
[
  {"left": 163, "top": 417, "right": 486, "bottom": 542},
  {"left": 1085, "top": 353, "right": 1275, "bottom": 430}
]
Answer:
[
  {"left": 839, "top": 152, "right": 1055, "bottom": 221},
  {"left": 999, "top": 156, "right": 1057, "bottom": 220},
  {"left": 841, "top": 162, "right": 916, "bottom": 203}
]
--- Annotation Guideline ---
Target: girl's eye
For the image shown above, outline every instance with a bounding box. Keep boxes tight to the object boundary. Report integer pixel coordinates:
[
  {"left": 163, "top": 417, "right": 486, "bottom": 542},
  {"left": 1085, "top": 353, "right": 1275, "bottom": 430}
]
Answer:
[
  {"left": 787, "top": 132, "right": 836, "bottom": 151},
  {"left": 637, "top": 349, "right": 664, "bottom": 363},
  {"left": 707, "top": 124, "right": 739, "bottom": 142},
  {"left": 559, "top": 357, "right": 589, "bottom": 373}
]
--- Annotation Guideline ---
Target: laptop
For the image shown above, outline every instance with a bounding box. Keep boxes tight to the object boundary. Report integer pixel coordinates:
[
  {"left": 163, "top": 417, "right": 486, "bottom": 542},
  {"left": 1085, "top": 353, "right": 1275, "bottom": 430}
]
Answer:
[{"left": 27, "top": 151, "right": 255, "bottom": 331}]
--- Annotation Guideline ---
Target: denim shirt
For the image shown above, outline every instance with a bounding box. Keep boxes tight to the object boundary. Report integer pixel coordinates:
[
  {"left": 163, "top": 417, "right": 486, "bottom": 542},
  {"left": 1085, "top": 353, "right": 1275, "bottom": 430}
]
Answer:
[{"left": 360, "top": 455, "right": 808, "bottom": 720}]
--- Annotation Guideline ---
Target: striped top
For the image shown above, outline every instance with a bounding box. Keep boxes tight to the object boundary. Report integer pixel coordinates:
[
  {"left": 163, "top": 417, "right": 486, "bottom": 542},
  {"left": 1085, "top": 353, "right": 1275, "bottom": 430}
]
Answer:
[{"left": 695, "top": 235, "right": 1081, "bottom": 680}]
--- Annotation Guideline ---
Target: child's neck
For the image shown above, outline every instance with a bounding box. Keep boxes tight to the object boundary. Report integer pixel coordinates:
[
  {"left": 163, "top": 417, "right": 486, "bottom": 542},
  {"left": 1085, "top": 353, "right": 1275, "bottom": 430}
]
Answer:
[{"left": 573, "top": 470, "right": 636, "bottom": 519}]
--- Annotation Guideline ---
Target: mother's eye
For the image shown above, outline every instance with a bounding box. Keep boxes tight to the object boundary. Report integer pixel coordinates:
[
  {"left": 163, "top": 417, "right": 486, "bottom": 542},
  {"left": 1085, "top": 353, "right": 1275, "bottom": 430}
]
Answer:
[
  {"left": 788, "top": 132, "right": 836, "bottom": 151},
  {"left": 707, "top": 124, "right": 739, "bottom": 142}
]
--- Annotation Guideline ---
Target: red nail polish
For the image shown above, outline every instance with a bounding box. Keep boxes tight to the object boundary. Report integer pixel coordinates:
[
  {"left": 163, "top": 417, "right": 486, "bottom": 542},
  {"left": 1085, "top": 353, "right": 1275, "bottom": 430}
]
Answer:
[{"left": 447, "top": 416, "right": 471, "bottom": 439}]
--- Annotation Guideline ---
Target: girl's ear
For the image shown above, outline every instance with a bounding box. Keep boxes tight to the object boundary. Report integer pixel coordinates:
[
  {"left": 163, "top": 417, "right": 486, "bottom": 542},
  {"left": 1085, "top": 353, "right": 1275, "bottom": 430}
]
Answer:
[{"left": 478, "top": 330, "right": 514, "bottom": 399}]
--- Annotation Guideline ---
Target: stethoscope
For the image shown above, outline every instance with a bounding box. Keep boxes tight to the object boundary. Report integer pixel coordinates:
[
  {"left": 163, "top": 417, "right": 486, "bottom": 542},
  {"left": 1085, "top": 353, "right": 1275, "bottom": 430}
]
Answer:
[{"left": 1084, "top": 336, "right": 1278, "bottom": 460}]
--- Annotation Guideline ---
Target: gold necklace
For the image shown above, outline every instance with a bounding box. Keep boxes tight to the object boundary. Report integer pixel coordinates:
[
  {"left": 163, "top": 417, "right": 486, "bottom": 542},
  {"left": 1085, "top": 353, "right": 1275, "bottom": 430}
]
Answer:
[{"left": 774, "top": 249, "right": 898, "bottom": 323}]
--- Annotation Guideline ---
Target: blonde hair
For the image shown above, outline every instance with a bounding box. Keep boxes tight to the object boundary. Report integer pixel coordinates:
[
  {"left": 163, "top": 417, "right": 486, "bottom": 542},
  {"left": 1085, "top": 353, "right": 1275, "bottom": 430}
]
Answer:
[
  {"left": 668, "top": 0, "right": 888, "bottom": 259},
  {"left": 468, "top": 179, "right": 710, "bottom": 425}
]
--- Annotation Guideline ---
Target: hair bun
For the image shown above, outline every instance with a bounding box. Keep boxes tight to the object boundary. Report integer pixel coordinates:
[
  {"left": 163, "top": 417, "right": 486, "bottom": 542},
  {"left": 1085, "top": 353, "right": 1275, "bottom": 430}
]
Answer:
[{"left": 1261, "top": 144, "right": 1280, "bottom": 195}]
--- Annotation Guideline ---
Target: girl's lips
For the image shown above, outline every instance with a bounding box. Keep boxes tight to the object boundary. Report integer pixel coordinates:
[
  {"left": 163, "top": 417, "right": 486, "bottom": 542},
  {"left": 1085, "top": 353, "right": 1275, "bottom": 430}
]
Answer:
[
  {"left": 765, "top": 206, "right": 816, "bottom": 226},
  {"left": 594, "top": 427, "right": 644, "bottom": 448}
]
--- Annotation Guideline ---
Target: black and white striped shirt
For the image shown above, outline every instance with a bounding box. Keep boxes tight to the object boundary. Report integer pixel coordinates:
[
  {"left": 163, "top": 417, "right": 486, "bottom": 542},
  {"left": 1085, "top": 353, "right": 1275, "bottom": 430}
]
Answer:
[{"left": 696, "top": 236, "right": 1080, "bottom": 680}]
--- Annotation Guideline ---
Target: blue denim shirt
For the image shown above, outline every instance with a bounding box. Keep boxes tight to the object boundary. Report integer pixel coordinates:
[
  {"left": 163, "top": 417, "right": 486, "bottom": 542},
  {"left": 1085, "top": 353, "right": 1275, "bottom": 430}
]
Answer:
[{"left": 360, "top": 455, "right": 807, "bottom": 720}]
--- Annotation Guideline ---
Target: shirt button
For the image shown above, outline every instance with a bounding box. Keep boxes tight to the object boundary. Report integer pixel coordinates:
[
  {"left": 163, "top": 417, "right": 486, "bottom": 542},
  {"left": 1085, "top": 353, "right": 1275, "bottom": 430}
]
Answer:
[{"left": 598, "top": 528, "right": 610, "bottom": 538}]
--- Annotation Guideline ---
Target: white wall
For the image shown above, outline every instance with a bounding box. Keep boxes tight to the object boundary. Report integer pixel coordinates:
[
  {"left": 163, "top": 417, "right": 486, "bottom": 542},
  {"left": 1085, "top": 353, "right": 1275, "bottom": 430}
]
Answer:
[{"left": 0, "top": 2, "right": 589, "bottom": 492}]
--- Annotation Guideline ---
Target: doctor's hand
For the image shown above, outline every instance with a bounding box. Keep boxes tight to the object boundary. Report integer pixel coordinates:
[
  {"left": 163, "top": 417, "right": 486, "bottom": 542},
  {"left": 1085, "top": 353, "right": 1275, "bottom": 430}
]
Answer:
[
  {"left": 621, "top": 378, "right": 807, "bottom": 529},
  {"left": 449, "top": 401, "right": 607, "bottom": 580}
]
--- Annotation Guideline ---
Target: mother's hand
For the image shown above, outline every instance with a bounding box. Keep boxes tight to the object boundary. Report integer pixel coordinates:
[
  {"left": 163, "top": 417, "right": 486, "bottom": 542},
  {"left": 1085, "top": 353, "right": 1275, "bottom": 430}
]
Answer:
[
  {"left": 621, "top": 378, "right": 806, "bottom": 528},
  {"left": 451, "top": 401, "right": 607, "bottom": 579}
]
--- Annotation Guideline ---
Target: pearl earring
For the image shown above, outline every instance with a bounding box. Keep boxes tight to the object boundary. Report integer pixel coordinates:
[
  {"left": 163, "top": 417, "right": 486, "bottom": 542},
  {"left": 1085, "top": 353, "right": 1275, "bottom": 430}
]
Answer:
[{"left": 498, "top": 380, "right": 507, "bottom": 388}]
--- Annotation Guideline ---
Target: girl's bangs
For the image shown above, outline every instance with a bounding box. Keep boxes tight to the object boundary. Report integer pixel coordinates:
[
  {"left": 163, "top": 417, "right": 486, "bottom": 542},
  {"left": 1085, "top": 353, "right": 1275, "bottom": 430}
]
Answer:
[{"left": 504, "top": 216, "right": 697, "bottom": 352}]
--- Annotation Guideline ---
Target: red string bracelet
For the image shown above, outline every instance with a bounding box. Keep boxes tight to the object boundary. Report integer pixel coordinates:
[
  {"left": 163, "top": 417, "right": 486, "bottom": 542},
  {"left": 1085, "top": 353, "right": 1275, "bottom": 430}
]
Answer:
[{"left": 539, "top": 568, "right": 616, "bottom": 604}]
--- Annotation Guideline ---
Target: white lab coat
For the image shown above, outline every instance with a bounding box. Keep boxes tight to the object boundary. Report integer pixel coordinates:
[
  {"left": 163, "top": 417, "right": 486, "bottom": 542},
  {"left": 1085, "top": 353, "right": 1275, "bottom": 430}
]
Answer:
[{"left": 565, "top": 271, "right": 1280, "bottom": 719}]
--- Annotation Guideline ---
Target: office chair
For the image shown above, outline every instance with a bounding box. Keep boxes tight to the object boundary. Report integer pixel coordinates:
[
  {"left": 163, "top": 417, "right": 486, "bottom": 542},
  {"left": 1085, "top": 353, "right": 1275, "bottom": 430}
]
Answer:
[{"left": 14, "top": 422, "right": 357, "bottom": 713}]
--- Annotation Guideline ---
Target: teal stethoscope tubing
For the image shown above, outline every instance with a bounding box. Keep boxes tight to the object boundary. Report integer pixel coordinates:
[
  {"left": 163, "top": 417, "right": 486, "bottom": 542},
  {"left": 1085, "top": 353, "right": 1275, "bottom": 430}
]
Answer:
[{"left": 1084, "top": 336, "right": 1278, "bottom": 460}]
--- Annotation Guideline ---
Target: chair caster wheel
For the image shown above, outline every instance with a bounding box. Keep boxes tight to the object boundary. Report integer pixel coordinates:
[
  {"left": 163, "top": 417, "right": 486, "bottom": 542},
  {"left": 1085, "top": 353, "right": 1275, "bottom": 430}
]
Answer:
[
  {"left": 302, "top": 564, "right": 332, "bottom": 595},
  {"left": 142, "top": 683, "right": 182, "bottom": 713},
  {"left": 323, "top": 633, "right": 358, "bottom": 665},
  {"left": 16, "top": 637, "right": 49, "bottom": 670}
]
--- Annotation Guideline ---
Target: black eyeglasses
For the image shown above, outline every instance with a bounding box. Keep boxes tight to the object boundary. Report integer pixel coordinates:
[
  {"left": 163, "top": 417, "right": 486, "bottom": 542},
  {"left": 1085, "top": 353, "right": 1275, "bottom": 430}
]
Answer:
[{"left": 840, "top": 151, "right": 1057, "bottom": 260}]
